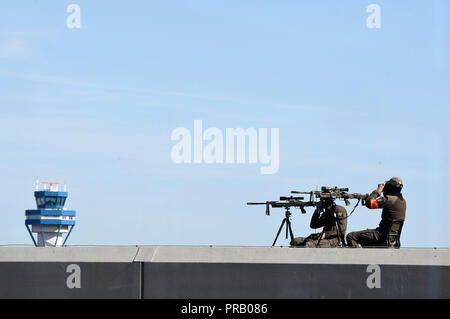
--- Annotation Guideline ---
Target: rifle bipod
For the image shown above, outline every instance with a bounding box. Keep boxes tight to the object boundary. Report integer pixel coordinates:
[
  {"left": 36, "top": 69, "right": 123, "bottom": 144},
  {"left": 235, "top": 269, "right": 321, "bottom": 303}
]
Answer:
[{"left": 272, "top": 207, "right": 295, "bottom": 246}]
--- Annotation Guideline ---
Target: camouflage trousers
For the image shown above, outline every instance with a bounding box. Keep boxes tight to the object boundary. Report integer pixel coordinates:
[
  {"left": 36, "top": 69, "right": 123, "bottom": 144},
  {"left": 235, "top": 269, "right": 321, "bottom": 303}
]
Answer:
[
  {"left": 290, "top": 234, "right": 339, "bottom": 248},
  {"left": 346, "top": 228, "right": 383, "bottom": 247}
]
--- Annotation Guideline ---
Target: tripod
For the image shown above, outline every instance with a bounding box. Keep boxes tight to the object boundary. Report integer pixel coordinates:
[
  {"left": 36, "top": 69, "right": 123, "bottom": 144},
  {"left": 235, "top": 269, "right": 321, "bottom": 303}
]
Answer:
[
  {"left": 315, "top": 203, "right": 346, "bottom": 247},
  {"left": 272, "top": 207, "right": 295, "bottom": 246}
]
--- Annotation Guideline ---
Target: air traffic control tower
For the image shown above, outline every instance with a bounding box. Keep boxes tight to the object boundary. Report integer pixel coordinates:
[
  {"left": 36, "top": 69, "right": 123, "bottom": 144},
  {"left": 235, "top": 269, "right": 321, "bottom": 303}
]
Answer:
[{"left": 25, "top": 179, "right": 76, "bottom": 247}]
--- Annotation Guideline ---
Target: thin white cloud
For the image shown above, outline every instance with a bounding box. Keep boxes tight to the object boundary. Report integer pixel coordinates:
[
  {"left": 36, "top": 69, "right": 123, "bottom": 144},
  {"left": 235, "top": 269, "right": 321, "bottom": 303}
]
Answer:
[
  {"left": 0, "top": 38, "right": 28, "bottom": 59},
  {"left": 7, "top": 72, "right": 334, "bottom": 113},
  {"left": 0, "top": 28, "right": 56, "bottom": 60},
  {"left": 0, "top": 116, "right": 165, "bottom": 162}
]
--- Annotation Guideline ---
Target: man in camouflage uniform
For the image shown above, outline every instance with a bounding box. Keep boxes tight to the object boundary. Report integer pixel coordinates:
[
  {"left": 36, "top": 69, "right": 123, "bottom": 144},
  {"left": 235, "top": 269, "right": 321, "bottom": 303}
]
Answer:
[
  {"left": 346, "top": 177, "right": 406, "bottom": 247},
  {"left": 291, "top": 199, "right": 347, "bottom": 248}
]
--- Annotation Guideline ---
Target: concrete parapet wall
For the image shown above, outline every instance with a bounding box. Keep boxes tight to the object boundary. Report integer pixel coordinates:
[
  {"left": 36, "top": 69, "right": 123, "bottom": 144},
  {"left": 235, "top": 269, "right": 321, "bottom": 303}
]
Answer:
[
  {"left": 1, "top": 246, "right": 450, "bottom": 265},
  {"left": 133, "top": 246, "right": 450, "bottom": 265},
  {"left": 0, "top": 246, "right": 449, "bottom": 298}
]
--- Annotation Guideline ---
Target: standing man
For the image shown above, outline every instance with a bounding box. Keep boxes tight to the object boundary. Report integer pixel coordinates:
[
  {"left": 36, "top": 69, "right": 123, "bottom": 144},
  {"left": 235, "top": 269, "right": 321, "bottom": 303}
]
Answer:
[
  {"left": 346, "top": 177, "right": 406, "bottom": 247},
  {"left": 291, "top": 199, "right": 347, "bottom": 248}
]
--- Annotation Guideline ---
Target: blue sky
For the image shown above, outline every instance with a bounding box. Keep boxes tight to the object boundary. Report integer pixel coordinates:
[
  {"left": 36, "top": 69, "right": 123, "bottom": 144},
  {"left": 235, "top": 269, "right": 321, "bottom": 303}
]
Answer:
[{"left": 0, "top": 1, "right": 449, "bottom": 247}]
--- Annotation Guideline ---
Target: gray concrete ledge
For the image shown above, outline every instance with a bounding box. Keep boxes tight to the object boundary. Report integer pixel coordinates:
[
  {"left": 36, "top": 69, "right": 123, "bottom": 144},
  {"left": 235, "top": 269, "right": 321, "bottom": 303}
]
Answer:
[
  {"left": 0, "top": 246, "right": 139, "bottom": 262},
  {"left": 0, "top": 246, "right": 449, "bottom": 266}
]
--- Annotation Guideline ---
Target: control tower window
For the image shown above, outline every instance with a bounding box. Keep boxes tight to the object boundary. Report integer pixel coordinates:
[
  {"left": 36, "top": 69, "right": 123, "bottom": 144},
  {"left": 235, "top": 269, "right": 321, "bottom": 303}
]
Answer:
[
  {"left": 56, "top": 197, "right": 66, "bottom": 206},
  {"left": 46, "top": 196, "right": 57, "bottom": 206},
  {"left": 36, "top": 196, "right": 66, "bottom": 207},
  {"left": 36, "top": 197, "right": 45, "bottom": 206}
]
